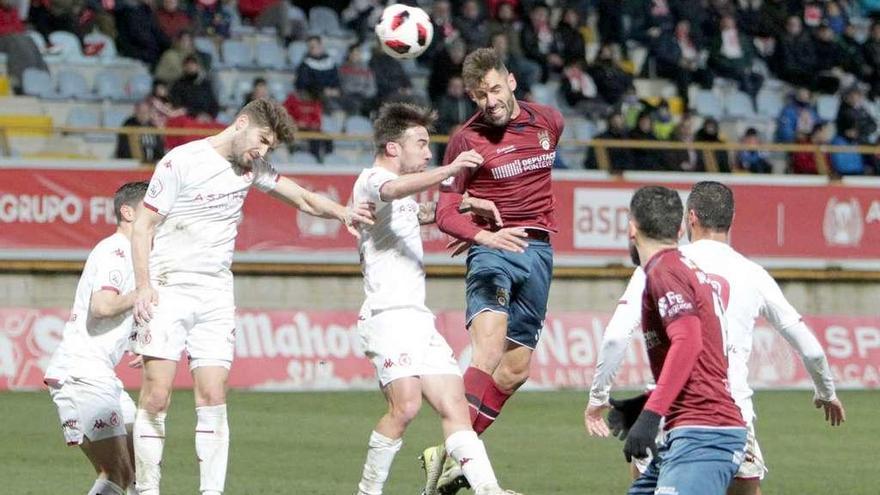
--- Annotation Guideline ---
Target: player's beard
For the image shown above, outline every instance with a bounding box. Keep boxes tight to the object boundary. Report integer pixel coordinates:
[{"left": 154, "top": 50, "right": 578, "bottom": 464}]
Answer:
[
  {"left": 629, "top": 239, "right": 641, "bottom": 266},
  {"left": 483, "top": 94, "right": 514, "bottom": 126}
]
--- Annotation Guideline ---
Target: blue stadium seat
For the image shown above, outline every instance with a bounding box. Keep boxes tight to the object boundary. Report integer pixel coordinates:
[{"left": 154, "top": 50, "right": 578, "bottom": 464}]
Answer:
[
  {"left": 194, "top": 36, "right": 223, "bottom": 69},
  {"left": 22, "top": 68, "right": 54, "bottom": 98},
  {"left": 725, "top": 91, "right": 756, "bottom": 119},
  {"left": 255, "top": 40, "right": 287, "bottom": 70},
  {"left": 694, "top": 90, "right": 723, "bottom": 119},
  {"left": 320, "top": 113, "right": 344, "bottom": 134},
  {"left": 321, "top": 151, "right": 350, "bottom": 166},
  {"left": 817, "top": 95, "right": 840, "bottom": 121},
  {"left": 756, "top": 90, "right": 785, "bottom": 118},
  {"left": 57, "top": 70, "right": 97, "bottom": 100},
  {"left": 288, "top": 41, "right": 307, "bottom": 69},
  {"left": 83, "top": 31, "right": 118, "bottom": 64},
  {"left": 222, "top": 40, "right": 254, "bottom": 69},
  {"left": 127, "top": 73, "right": 153, "bottom": 101},
  {"left": 95, "top": 71, "right": 126, "bottom": 101},
  {"left": 102, "top": 107, "right": 131, "bottom": 128},
  {"left": 308, "top": 6, "right": 345, "bottom": 37},
  {"left": 572, "top": 119, "right": 597, "bottom": 141},
  {"left": 49, "top": 31, "right": 87, "bottom": 63},
  {"left": 66, "top": 106, "right": 106, "bottom": 142},
  {"left": 291, "top": 150, "right": 319, "bottom": 165},
  {"left": 344, "top": 115, "right": 372, "bottom": 135}
]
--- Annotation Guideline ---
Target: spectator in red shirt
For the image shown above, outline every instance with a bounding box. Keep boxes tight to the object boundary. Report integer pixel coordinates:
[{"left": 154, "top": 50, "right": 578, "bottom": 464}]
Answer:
[
  {"left": 790, "top": 122, "right": 831, "bottom": 174},
  {"left": 156, "top": 0, "right": 193, "bottom": 40},
  {"left": 164, "top": 111, "right": 224, "bottom": 150},
  {"left": 284, "top": 88, "right": 330, "bottom": 160}
]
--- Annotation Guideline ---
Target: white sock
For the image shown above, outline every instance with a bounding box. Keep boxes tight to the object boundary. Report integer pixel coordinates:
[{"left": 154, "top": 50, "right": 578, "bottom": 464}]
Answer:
[
  {"left": 357, "top": 430, "right": 403, "bottom": 495},
  {"left": 88, "top": 479, "right": 125, "bottom": 495},
  {"left": 195, "top": 404, "right": 229, "bottom": 494},
  {"left": 134, "top": 409, "right": 166, "bottom": 494},
  {"left": 445, "top": 430, "right": 498, "bottom": 492}
]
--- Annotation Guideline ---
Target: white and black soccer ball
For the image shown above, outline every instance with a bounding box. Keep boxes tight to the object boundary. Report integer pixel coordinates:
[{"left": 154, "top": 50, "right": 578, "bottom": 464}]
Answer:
[{"left": 374, "top": 4, "right": 433, "bottom": 60}]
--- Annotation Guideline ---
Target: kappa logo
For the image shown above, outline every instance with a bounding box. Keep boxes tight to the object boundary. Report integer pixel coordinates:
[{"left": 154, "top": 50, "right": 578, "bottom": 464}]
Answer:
[
  {"left": 823, "top": 197, "right": 863, "bottom": 246},
  {"left": 162, "top": 160, "right": 172, "bottom": 169},
  {"left": 148, "top": 179, "right": 163, "bottom": 198},
  {"left": 113, "top": 248, "right": 125, "bottom": 258},
  {"left": 61, "top": 419, "right": 78, "bottom": 430},
  {"left": 496, "top": 287, "right": 509, "bottom": 307},
  {"left": 383, "top": 358, "right": 394, "bottom": 369},
  {"left": 460, "top": 457, "right": 472, "bottom": 467},
  {"left": 93, "top": 418, "right": 111, "bottom": 430},
  {"left": 537, "top": 129, "right": 551, "bottom": 151}
]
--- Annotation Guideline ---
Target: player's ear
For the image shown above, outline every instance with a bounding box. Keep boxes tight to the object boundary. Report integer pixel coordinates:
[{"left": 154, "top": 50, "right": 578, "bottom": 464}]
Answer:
[
  {"left": 507, "top": 72, "right": 517, "bottom": 93},
  {"left": 628, "top": 218, "right": 638, "bottom": 239},
  {"left": 234, "top": 113, "right": 249, "bottom": 131},
  {"left": 120, "top": 204, "right": 135, "bottom": 223},
  {"left": 385, "top": 141, "right": 399, "bottom": 157}
]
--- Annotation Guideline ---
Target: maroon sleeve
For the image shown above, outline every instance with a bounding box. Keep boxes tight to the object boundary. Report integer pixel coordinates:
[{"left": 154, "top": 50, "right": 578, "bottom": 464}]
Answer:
[
  {"left": 550, "top": 107, "right": 565, "bottom": 146},
  {"left": 644, "top": 315, "right": 703, "bottom": 416},
  {"left": 436, "top": 131, "right": 482, "bottom": 242}
]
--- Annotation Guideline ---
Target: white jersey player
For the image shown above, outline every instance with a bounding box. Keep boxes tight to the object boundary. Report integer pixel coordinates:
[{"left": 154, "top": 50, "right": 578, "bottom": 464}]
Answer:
[
  {"left": 584, "top": 181, "right": 845, "bottom": 495},
  {"left": 353, "top": 102, "right": 520, "bottom": 495},
  {"left": 44, "top": 181, "right": 149, "bottom": 495},
  {"left": 129, "top": 99, "right": 374, "bottom": 495}
]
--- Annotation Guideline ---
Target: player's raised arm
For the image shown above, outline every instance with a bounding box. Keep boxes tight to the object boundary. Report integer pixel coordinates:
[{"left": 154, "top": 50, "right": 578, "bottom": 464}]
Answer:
[
  {"left": 585, "top": 267, "right": 646, "bottom": 437},
  {"left": 380, "top": 149, "right": 482, "bottom": 201},
  {"left": 757, "top": 268, "right": 845, "bottom": 425},
  {"left": 270, "top": 176, "right": 375, "bottom": 228}
]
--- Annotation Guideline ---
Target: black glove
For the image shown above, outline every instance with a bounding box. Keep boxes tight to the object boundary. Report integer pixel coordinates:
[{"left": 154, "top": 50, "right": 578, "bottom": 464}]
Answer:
[
  {"left": 607, "top": 394, "right": 649, "bottom": 440},
  {"left": 623, "top": 410, "right": 662, "bottom": 462}
]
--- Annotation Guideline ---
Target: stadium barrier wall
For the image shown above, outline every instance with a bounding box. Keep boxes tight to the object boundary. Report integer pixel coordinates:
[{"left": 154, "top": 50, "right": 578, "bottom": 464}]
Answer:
[
  {"left": 1, "top": 308, "right": 877, "bottom": 391},
  {"left": 1, "top": 168, "right": 879, "bottom": 270}
]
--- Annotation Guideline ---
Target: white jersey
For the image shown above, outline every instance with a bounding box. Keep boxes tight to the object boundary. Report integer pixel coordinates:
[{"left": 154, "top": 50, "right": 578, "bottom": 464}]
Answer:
[
  {"left": 352, "top": 167, "right": 429, "bottom": 314},
  {"left": 588, "top": 239, "right": 836, "bottom": 424},
  {"left": 144, "top": 139, "right": 279, "bottom": 289},
  {"left": 45, "top": 233, "right": 135, "bottom": 382}
]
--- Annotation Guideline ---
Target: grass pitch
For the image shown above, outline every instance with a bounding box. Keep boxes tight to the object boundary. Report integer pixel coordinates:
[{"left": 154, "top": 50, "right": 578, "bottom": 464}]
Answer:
[{"left": 3, "top": 390, "right": 876, "bottom": 494}]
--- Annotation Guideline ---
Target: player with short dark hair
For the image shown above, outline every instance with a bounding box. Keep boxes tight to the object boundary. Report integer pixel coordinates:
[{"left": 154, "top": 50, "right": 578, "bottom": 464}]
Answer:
[
  {"left": 613, "top": 185, "right": 747, "bottom": 495},
  {"left": 44, "top": 181, "right": 149, "bottom": 495},
  {"left": 585, "top": 182, "right": 844, "bottom": 495},
  {"left": 352, "top": 102, "right": 520, "bottom": 495}
]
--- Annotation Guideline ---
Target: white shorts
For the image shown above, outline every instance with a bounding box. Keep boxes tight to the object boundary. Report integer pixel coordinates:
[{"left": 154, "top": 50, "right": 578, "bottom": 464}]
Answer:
[
  {"left": 49, "top": 376, "right": 136, "bottom": 446},
  {"left": 735, "top": 422, "right": 767, "bottom": 480},
  {"left": 358, "top": 307, "right": 460, "bottom": 387},
  {"left": 632, "top": 422, "right": 766, "bottom": 481},
  {"left": 132, "top": 285, "right": 235, "bottom": 368}
]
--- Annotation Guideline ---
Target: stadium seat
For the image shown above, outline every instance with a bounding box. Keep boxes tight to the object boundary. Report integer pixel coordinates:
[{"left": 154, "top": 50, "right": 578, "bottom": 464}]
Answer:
[
  {"left": 255, "top": 40, "right": 287, "bottom": 70},
  {"left": 83, "top": 30, "right": 118, "bottom": 63},
  {"left": 344, "top": 115, "right": 372, "bottom": 135},
  {"left": 222, "top": 40, "right": 254, "bottom": 69},
  {"left": 66, "top": 106, "right": 106, "bottom": 142},
  {"left": 725, "top": 91, "right": 756, "bottom": 119},
  {"left": 57, "top": 69, "right": 97, "bottom": 100},
  {"left": 694, "top": 90, "right": 723, "bottom": 119},
  {"left": 321, "top": 151, "right": 350, "bottom": 166},
  {"left": 817, "top": 95, "right": 840, "bottom": 121},
  {"left": 22, "top": 68, "right": 54, "bottom": 98},
  {"left": 320, "top": 112, "right": 344, "bottom": 134},
  {"left": 308, "top": 6, "right": 345, "bottom": 37},
  {"left": 288, "top": 41, "right": 307, "bottom": 69},
  {"left": 126, "top": 73, "right": 152, "bottom": 101},
  {"left": 95, "top": 71, "right": 126, "bottom": 101},
  {"left": 267, "top": 79, "right": 289, "bottom": 101},
  {"left": 572, "top": 119, "right": 597, "bottom": 141},
  {"left": 49, "top": 31, "right": 87, "bottom": 63},
  {"left": 194, "top": 36, "right": 223, "bottom": 69},
  {"left": 102, "top": 107, "right": 131, "bottom": 128},
  {"left": 530, "top": 83, "right": 554, "bottom": 106},
  {"left": 291, "top": 150, "right": 319, "bottom": 165},
  {"left": 756, "top": 90, "right": 785, "bottom": 118}
]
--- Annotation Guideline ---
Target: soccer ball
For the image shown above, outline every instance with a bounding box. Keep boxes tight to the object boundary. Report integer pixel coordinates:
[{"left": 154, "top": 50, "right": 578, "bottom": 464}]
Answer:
[{"left": 374, "top": 4, "right": 433, "bottom": 60}]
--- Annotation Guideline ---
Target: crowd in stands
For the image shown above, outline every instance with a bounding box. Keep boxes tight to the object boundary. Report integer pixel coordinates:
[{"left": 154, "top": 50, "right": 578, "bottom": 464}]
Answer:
[{"left": 0, "top": 0, "right": 879, "bottom": 175}]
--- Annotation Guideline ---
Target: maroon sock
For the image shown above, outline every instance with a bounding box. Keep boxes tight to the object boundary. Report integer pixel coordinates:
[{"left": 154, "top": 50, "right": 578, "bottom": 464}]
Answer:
[
  {"left": 463, "top": 367, "right": 494, "bottom": 426},
  {"left": 472, "top": 380, "right": 512, "bottom": 435}
]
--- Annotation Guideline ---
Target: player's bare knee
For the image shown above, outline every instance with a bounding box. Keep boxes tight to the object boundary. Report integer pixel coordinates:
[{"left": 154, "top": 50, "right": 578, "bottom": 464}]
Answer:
[
  {"left": 389, "top": 396, "right": 422, "bottom": 425},
  {"left": 140, "top": 388, "right": 171, "bottom": 414},
  {"left": 195, "top": 388, "right": 227, "bottom": 407}
]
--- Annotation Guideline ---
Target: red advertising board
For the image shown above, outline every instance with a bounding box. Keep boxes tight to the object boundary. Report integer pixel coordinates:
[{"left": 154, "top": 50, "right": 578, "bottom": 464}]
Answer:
[
  {"left": 1, "top": 308, "right": 877, "bottom": 391},
  {"left": 1, "top": 169, "right": 878, "bottom": 267}
]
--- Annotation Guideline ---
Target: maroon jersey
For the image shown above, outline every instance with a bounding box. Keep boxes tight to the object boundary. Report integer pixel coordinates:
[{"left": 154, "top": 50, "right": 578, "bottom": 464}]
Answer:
[
  {"left": 435, "top": 101, "right": 564, "bottom": 242},
  {"left": 641, "top": 248, "right": 745, "bottom": 430}
]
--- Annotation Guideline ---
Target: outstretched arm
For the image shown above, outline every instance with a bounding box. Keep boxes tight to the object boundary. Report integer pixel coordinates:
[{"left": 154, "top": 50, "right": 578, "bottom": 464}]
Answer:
[{"left": 270, "top": 176, "right": 374, "bottom": 229}]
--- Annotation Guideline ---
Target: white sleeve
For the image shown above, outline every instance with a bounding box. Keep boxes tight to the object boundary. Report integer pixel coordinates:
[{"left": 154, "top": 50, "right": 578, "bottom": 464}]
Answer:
[
  {"left": 757, "top": 268, "right": 837, "bottom": 401},
  {"left": 91, "top": 242, "right": 128, "bottom": 295},
  {"left": 144, "top": 152, "right": 183, "bottom": 216},
  {"left": 362, "top": 168, "right": 396, "bottom": 204},
  {"left": 252, "top": 158, "right": 281, "bottom": 192},
  {"left": 587, "top": 267, "right": 646, "bottom": 407}
]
